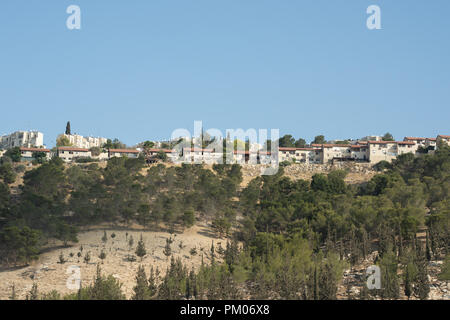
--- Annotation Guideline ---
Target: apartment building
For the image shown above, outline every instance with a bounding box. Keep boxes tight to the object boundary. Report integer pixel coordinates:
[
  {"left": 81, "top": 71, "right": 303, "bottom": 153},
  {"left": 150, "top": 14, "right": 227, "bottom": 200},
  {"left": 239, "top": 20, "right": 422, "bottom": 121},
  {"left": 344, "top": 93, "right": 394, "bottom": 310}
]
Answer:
[
  {"left": 397, "top": 141, "right": 418, "bottom": 155},
  {"left": 367, "top": 141, "right": 398, "bottom": 163},
  {"left": 57, "top": 133, "right": 108, "bottom": 149},
  {"left": 0, "top": 131, "right": 44, "bottom": 149},
  {"left": 19, "top": 147, "right": 51, "bottom": 161},
  {"left": 312, "top": 144, "right": 355, "bottom": 164},
  {"left": 57, "top": 147, "right": 92, "bottom": 162},
  {"left": 278, "top": 147, "right": 320, "bottom": 164}
]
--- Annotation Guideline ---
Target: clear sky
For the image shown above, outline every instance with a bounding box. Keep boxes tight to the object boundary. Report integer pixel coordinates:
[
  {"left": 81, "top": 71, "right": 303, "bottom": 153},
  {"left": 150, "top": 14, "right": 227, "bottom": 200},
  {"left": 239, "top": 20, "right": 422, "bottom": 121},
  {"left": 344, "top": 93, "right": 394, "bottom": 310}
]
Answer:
[{"left": 1, "top": 0, "right": 449, "bottom": 147}]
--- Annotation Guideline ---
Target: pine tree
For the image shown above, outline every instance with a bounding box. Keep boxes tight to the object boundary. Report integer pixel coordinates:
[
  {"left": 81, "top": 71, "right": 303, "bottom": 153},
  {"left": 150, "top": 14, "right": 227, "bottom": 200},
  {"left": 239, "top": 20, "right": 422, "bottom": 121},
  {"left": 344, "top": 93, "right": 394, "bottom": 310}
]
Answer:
[
  {"left": 65, "top": 121, "right": 71, "bottom": 135},
  {"left": 187, "top": 267, "right": 197, "bottom": 299},
  {"left": 148, "top": 266, "right": 158, "bottom": 297},
  {"left": 102, "top": 231, "right": 108, "bottom": 244},
  {"left": 27, "top": 283, "right": 39, "bottom": 300},
  {"left": 59, "top": 252, "right": 66, "bottom": 264},
  {"left": 98, "top": 249, "right": 107, "bottom": 264},
  {"left": 379, "top": 249, "right": 399, "bottom": 299},
  {"left": 128, "top": 235, "right": 134, "bottom": 251},
  {"left": 163, "top": 238, "right": 172, "bottom": 259},
  {"left": 84, "top": 251, "right": 91, "bottom": 264},
  {"left": 318, "top": 262, "right": 337, "bottom": 300},
  {"left": 135, "top": 234, "right": 147, "bottom": 261},
  {"left": 346, "top": 279, "right": 353, "bottom": 300},
  {"left": 132, "top": 265, "right": 150, "bottom": 300},
  {"left": 9, "top": 283, "right": 17, "bottom": 300},
  {"left": 359, "top": 278, "right": 369, "bottom": 300}
]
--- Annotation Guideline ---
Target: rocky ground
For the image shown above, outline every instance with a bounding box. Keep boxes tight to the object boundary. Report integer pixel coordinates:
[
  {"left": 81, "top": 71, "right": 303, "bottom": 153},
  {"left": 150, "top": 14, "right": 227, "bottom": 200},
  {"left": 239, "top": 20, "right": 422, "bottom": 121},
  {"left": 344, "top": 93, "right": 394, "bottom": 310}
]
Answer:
[
  {"left": 0, "top": 223, "right": 222, "bottom": 300},
  {"left": 240, "top": 162, "right": 376, "bottom": 187}
]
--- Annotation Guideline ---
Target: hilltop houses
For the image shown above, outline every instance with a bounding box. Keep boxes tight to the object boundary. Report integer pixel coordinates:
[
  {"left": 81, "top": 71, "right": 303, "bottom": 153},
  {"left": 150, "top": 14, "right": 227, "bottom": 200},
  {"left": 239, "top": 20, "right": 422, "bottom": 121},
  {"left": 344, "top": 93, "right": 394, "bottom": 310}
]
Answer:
[{"left": 1, "top": 129, "right": 449, "bottom": 166}]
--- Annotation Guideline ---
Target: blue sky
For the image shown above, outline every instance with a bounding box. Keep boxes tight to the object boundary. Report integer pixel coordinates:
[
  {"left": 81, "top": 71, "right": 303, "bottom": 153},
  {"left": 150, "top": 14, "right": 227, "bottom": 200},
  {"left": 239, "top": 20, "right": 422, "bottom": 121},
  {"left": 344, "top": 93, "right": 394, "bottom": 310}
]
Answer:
[{"left": 1, "top": 1, "right": 449, "bottom": 147}]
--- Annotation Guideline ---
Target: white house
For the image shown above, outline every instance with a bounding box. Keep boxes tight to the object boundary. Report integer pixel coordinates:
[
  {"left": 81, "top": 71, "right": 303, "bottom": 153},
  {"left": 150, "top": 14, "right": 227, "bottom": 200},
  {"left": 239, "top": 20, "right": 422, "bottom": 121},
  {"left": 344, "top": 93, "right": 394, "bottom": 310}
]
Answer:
[
  {"left": 181, "top": 148, "right": 214, "bottom": 164},
  {"left": 367, "top": 141, "right": 398, "bottom": 163},
  {"left": 278, "top": 147, "right": 319, "bottom": 164},
  {"left": 108, "top": 149, "right": 140, "bottom": 159},
  {"left": 437, "top": 135, "right": 450, "bottom": 148},
  {"left": 57, "top": 147, "right": 92, "bottom": 162},
  {"left": 19, "top": 147, "right": 51, "bottom": 161}
]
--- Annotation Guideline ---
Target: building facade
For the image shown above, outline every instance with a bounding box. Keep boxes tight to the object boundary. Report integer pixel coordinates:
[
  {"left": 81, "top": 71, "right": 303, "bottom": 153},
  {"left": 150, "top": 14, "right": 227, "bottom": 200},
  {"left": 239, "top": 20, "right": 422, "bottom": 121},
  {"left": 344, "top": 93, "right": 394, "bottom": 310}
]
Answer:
[
  {"left": 108, "top": 149, "right": 140, "bottom": 159},
  {"left": 57, "top": 147, "right": 92, "bottom": 162},
  {"left": 19, "top": 147, "right": 51, "bottom": 161},
  {"left": 0, "top": 131, "right": 44, "bottom": 149},
  {"left": 437, "top": 135, "right": 450, "bottom": 148},
  {"left": 57, "top": 134, "right": 108, "bottom": 149}
]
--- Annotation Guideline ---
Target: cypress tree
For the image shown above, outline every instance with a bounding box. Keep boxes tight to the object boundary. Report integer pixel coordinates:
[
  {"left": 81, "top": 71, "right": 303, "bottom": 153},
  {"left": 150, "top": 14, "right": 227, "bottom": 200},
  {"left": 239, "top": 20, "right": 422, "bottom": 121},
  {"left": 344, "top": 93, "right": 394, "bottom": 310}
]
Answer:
[
  {"left": 404, "top": 265, "right": 412, "bottom": 300},
  {"left": 380, "top": 249, "right": 400, "bottom": 300},
  {"left": 425, "top": 231, "right": 432, "bottom": 262},
  {"left": 210, "top": 241, "right": 215, "bottom": 265},
  {"left": 414, "top": 250, "right": 430, "bottom": 300},
  {"left": 313, "top": 266, "right": 319, "bottom": 300}
]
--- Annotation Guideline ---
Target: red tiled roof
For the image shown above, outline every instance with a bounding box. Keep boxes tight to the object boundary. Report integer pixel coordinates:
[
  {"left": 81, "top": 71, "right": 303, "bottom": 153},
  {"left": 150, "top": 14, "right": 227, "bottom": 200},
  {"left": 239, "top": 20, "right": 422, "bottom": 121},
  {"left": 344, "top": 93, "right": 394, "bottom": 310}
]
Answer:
[
  {"left": 109, "top": 149, "right": 139, "bottom": 154},
  {"left": 20, "top": 147, "right": 50, "bottom": 152},
  {"left": 397, "top": 141, "right": 416, "bottom": 145},
  {"left": 426, "top": 138, "right": 437, "bottom": 141},
  {"left": 438, "top": 135, "right": 450, "bottom": 139},
  {"left": 58, "top": 147, "right": 90, "bottom": 152}
]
